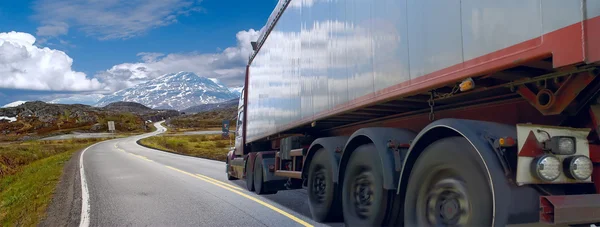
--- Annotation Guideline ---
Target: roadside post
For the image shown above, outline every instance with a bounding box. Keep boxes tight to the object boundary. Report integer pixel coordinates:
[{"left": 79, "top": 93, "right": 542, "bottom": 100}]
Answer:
[
  {"left": 108, "top": 121, "right": 115, "bottom": 133},
  {"left": 222, "top": 120, "right": 230, "bottom": 146}
]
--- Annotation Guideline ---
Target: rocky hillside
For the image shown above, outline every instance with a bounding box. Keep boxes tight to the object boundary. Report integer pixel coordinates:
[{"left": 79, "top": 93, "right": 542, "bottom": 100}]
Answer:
[
  {"left": 181, "top": 99, "right": 239, "bottom": 114},
  {"left": 104, "top": 102, "right": 180, "bottom": 122},
  {"left": 0, "top": 101, "right": 180, "bottom": 141},
  {"left": 169, "top": 105, "right": 237, "bottom": 130},
  {"left": 96, "top": 72, "right": 238, "bottom": 110}
]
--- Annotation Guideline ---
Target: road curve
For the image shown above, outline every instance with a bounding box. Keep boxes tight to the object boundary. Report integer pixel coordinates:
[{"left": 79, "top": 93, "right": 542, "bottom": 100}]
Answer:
[{"left": 82, "top": 122, "right": 334, "bottom": 227}]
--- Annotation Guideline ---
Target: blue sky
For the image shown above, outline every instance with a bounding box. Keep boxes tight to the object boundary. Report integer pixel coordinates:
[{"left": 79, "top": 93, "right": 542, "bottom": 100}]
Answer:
[{"left": 0, "top": 0, "right": 277, "bottom": 106}]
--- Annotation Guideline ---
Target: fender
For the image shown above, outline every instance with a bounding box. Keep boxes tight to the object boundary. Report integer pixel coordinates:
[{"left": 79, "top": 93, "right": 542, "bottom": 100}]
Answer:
[
  {"left": 339, "top": 128, "right": 416, "bottom": 190},
  {"left": 302, "top": 136, "right": 349, "bottom": 185},
  {"left": 397, "top": 118, "right": 516, "bottom": 227},
  {"left": 256, "top": 152, "right": 287, "bottom": 182},
  {"left": 226, "top": 150, "right": 234, "bottom": 174}
]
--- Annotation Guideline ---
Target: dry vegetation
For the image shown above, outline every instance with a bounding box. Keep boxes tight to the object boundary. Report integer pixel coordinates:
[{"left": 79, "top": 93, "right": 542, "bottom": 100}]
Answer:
[
  {"left": 0, "top": 138, "right": 104, "bottom": 177},
  {"left": 0, "top": 138, "right": 108, "bottom": 226},
  {"left": 139, "top": 134, "right": 232, "bottom": 161}
]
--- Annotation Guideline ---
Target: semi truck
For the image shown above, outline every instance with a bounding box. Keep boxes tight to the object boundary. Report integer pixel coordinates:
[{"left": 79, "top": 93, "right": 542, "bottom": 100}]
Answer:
[{"left": 226, "top": 0, "right": 600, "bottom": 226}]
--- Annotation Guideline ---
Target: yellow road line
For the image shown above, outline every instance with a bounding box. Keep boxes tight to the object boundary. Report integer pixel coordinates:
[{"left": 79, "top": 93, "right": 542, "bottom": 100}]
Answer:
[
  {"left": 165, "top": 166, "right": 313, "bottom": 227},
  {"left": 133, "top": 154, "right": 153, "bottom": 162},
  {"left": 118, "top": 149, "right": 310, "bottom": 226},
  {"left": 194, "top": 174, "right": 243, "bottom": 191},
  {"left": 118, "top": 145, "right": 152, "bottom": 162}
]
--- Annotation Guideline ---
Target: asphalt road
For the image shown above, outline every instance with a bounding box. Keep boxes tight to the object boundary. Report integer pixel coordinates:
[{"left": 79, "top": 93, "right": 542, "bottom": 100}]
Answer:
[{"left": 81, "top": 122, "right": 335, "bottom": 227}]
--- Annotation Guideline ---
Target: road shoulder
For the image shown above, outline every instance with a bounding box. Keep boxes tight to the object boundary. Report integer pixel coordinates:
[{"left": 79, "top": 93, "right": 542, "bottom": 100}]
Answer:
[{"left": 39, "top": 149, "right": 83, "bottom": 227}]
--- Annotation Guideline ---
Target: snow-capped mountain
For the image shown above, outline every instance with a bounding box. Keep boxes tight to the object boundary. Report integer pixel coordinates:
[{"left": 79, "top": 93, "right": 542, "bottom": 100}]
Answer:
[
  {"left": 48, "top": 94, "right": 105, "bottom": 105},
  {"left": 2, "top": 100, "right": 27, "bottom": 108},
  {"left": 229, "top": 86, "right": 243, "bottom": 96},
  {"left": 95, "top": 72, "right": 239, "bottom": 110}
]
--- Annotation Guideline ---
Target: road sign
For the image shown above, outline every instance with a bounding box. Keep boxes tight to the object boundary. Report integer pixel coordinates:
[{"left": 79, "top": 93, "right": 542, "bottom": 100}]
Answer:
[
  {"left": 222, "top": 120, "right": 230, "bottom": 133},
  {"left": 108, "top": 121, "right": 115, "bottom": 133}
]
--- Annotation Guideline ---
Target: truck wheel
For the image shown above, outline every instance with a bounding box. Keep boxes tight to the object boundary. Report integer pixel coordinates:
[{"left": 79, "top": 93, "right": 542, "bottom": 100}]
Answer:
[
  {"left": 245, "top": 159, "right": 254, "bottom": 191},
  {"left": 404, "top": 137, "right": 493, "bottom": 226},
  {"left": 254, "top": 155, "right": 276, "bottom": 195},
  {"left": 342, "top": 144, "right": 392, "bottom": 226},
  {"left": 308, "top": 149, "right": 342, "bottom": 222}
]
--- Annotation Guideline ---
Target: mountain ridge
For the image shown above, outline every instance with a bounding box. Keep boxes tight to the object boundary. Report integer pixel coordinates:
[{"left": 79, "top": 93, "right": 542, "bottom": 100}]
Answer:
[{"left": 95, "top": 72, "right": 238, "bottom": 110}]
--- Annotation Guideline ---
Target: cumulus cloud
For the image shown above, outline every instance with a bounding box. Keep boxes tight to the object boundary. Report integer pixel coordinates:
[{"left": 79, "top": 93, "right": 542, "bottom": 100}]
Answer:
[
  {"left": 0, "top": 31, "right": 103, "bottom": 91},
  {"left": 95, "top": 29, "right": 261, "bottom": 92},
  {"left": 33, "top": 0, "right": 202, "bottom": 40}
]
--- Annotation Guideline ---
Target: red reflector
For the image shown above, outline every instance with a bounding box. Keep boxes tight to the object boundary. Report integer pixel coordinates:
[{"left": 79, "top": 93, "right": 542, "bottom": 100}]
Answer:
[
  {"left": 503, "top": 137, "right": 516, "bottom": 147},
  {"left": 498, "top": 137, "right": 516, "bottom": 147},
  {"left": 398, "top": 143, "right": 410, "bottom": 148}
]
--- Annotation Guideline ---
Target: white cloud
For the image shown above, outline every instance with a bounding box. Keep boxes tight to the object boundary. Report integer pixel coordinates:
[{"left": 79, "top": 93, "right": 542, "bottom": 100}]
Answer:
[
  {"left": 48, "top": 93, "right": 105, "bottom": 105},
  {"left": 0, "top": 31, "right": 103, "bottom": 91},
  {"left": 36, "top": 22, "right": 69, "bottom": 37},
  {"left": 137, "top": 52, "right": 165, "bottom": 63},
  {"left": 95, "top": 29, "right": 261, "bottom": 92},
  {"left": 33, "top": 0, "right": 202, "bottom": 40}
]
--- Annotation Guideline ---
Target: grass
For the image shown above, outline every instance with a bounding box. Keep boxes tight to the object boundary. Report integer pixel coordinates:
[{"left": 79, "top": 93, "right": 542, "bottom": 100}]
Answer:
[
  {"left": 0, "top": 138, "right": 104, "bottom": 178},
  {"left": 139, "top": 134, "right": 232, "bottom": 161},
  {"left": 0, "top": 138, "right": 106, "bottom": 226},
  {"left": 163, "top": 126, "right": 235, "bottom": 135}
]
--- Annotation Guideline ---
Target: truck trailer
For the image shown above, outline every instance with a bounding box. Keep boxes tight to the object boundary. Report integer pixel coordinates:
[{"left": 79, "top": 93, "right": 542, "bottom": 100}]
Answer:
[{"left": 226, "top": 0, "right": 600, "bottom": 226}]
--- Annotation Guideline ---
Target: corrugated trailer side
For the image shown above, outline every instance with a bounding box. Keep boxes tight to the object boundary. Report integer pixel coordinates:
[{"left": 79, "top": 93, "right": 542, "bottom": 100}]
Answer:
[
  {"left": 226, "top": 0, "right": 600, "bottom": 226},
  {"left": 246, "top": 0, "right": 600, "bottom": 143}
]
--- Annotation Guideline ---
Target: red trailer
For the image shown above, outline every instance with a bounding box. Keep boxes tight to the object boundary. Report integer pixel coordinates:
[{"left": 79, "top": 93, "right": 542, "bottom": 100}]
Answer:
[{"left": 227, "top": 0, "right": 600, "bottom": 226}]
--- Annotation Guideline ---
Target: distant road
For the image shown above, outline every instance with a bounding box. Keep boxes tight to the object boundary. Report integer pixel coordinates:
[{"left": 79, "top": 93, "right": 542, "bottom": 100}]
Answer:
[
  {"left": 80, "top": 122, "right": 334, "bottom": 226},
  {"left": 42, "top": 133, "right": 117, "bottom": 141}
]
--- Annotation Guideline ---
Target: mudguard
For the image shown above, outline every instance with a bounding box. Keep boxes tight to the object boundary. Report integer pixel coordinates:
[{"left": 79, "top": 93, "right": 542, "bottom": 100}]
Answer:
[
  {"left": 256, "top": 152, "right": 287, "bottom": 183},
  {"left": 302, "top": 136, "right": 349, "bottom": 185},
  {"left": 398, "top": 118, "right": 516, "bottom": 227},
  {"left": 339, "top": 128, "right": 416, "bottom": 190}
]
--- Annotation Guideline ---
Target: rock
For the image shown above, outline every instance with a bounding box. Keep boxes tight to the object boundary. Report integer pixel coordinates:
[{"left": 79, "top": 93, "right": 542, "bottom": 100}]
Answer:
[
  {"left": 90, "top": 123, "right": 104, "bottom": 131},
  {"left": 20, "top": 135, "right": 35, "bottom": 141}
]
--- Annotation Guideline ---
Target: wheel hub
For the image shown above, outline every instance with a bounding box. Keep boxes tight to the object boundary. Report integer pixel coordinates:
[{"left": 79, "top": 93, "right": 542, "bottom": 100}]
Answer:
[
  {"left": 426, "top": 179, "right": 470, "bottom": 226},
  {"left": 312, "top": 168, "right": 327, "bottom": 204},
  {"left": 440, "top": 197, "right": 459, "bottom": 220},
  {"left": 353, "top": 172, "right": 374, "bottom": 218}
]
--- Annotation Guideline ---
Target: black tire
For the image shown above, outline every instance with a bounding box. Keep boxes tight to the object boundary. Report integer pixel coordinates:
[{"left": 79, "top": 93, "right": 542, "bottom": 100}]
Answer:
[
  {"left": 308, "top": 149, "right": 342, "bottom": 222},
  {"left": 245, "top": 158, "right": 255, "bottom": 191},
  {"left": 342, "top": 144, "right": 394, "bottom": 226},
  {"left": 254, "top": 155, "right": 276, "bottom": 195},
  {"left": 404, "top": 137, "right": 493, "bottom": 226}
]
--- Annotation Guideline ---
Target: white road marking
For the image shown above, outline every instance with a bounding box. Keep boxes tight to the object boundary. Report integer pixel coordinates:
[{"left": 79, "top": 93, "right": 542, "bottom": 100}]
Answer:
[
  {"left": 79, "top": 144, "right": 92, "bottom": 227},
  {"left": 78, "top": 121, "right": 164, "bottom": 226},
  {"left": 79, "top": 140, "right": 110, "bottom": 227}
]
